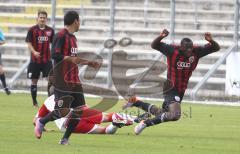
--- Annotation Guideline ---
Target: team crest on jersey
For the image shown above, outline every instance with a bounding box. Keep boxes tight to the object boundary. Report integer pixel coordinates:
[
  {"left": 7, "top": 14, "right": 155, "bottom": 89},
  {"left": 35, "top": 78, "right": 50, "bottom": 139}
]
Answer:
[
  {"left": 189, "top": 56, "right": 194, "bottom": 63},
  {"left": 46, "top": 31, "right": 52, "bottom": 36},
  {"left": 57, "top": 100, "right": 64, "bottom": 107},
  {"left": 174, "top": 96, "right": 180, "bottom": 102}
]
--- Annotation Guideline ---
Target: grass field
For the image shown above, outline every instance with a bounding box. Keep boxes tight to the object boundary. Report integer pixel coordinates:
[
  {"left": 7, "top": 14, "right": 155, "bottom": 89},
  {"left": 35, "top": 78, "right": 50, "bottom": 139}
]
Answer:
[{"left": 0, "top": 92, "right": 240, "bottom": 154}]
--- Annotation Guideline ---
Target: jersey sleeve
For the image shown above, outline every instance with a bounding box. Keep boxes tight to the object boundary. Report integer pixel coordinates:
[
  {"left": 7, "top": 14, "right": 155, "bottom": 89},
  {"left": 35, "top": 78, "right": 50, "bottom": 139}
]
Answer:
[
  {"left": 50, "top": 29, "right": 55, "bottom": 43},
  {"left": 151, "top": 36, "right": 174, "bottom": 56},
  {"left": 51, "top": 34, "right": 65, "bottom": 62},
  {"left": 154, "top": 42, "right": 174, "bottom": 56},
  {"left": 25, "top": 28, "right": 33, "bottom": 43},
  {"left": 195, "top": 40, "right": 220, "bottom": 58}
]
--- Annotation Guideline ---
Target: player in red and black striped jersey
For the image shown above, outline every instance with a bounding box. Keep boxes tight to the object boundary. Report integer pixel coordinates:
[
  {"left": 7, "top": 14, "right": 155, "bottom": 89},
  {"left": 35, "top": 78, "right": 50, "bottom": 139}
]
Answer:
[
  {"left": 25, "top": 10, "right": 54, "bottom": 107},
  {"left": 34, "top": 11, "right": 101, "bottom": 145},
  {"left": 123, "top": 29, "right": 220, "bottom": 135}
]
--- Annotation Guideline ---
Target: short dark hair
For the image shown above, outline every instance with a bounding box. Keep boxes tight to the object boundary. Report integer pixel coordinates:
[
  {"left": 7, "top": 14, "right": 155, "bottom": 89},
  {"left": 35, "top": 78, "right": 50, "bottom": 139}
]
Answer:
[
  {"left": 64, "top": 11, "right": 79, "bottom": 26},
  {"left": 181, "top": 38, "right": 193, "bottom": 46},
  {"left": 38, "top": 10, "right": 48, "bottom": 17}
]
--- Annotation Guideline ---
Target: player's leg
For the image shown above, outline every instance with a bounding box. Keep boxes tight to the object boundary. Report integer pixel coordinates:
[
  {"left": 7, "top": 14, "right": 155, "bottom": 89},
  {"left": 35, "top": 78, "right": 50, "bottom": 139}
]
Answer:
[
  {"left": 60, "top": 90, "right": 86, "bottom": 144},
  {"left": 134, "top": 91, "right": 182, "bottom": 135},
  {"left": 0, "top": 61, "right": 11, "bottom": 95},
  {"left": 135, "top": 102, "right": 181, "bottom": 135},
  {"left": 27, "top": 63, "right": 40, "bottom": 107},
  {"left": 42, "top": 61, "right": 53, "bottom": 96},
  {"left": 123, "top": 96, "right": 163, "bottom": 116},
  {"left": 31, "top": 79, "right": 39, "bottom": 107},
  {"left": 89, "top": 124, "right": 119, "bottom": 134},
  {"left": 34, "top": 91, "right": 73, "bottom": 139},
  {"left": 73, "top": 119, "right": 119, "bottom": 135}
]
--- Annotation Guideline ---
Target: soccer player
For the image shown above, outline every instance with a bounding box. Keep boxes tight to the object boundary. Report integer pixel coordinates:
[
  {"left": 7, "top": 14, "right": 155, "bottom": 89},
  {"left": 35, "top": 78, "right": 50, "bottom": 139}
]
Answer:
[
  {"left": 0, "top": 29, "right": 11, "bottom": 95},
  {"left": 34, "top": 11, "right": 101, "bottom": 145},
  {"left": 33, "top": 95, "right": 134, "bottom": 135},
  {"left": 123, "top": 29, "right": 220, "bottom": 135},
  {"left": 25, "top": 10, "right": 54, "bottom": 107}
]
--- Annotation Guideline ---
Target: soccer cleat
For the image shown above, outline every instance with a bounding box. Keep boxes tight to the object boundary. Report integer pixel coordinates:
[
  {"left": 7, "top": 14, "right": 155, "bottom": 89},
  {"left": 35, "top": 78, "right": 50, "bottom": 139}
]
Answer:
[
  {"left": 59, "top": 138, "right": 69, "bottom": 145},
  {"left": 112, "top": 113, "right": 134, "bottom": 128},
  {"left": 122, "top": 96, "right": 138, "bottom": 110},
  {"left": 134, "top": 121, "right": 147, "bottom": 135},
  {"left": 34, "top": 118, "right": 45, "bottom": 139},
  {"left": 4, "top": 87, "right": 11, "bottom": 95},
  {"left": 134, "top": 112, "right": 151, "bottom": 123},
  {"left": 112, "top": 120, "right": 132, "bottom": 128}
]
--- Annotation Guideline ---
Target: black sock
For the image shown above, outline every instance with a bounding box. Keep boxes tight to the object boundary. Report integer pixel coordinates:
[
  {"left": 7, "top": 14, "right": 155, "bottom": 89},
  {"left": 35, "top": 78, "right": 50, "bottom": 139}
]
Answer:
[
  {"left": 144, "top": 113, "right": 165, "bottom": 127},
  {"left": 0, "top": 74, "right": 7, "bottom": 88},
  {"left": 31, "top": 85, "right": 37, "bottom": 105},
  {"left": 133, "top": 100, "right": 152, "bottom": 112},
  {"left": 39, "top": 111, "right": 59, "bottom": 125},
  {"left": 62, "top": 117, "right": 79, "bottom": 139}
]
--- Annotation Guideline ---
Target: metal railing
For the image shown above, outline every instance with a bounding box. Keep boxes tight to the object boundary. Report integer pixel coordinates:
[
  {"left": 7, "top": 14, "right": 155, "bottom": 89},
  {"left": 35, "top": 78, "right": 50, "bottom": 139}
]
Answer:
[{"left": 190, "top": 0, "right": 240, "bottom": 100}]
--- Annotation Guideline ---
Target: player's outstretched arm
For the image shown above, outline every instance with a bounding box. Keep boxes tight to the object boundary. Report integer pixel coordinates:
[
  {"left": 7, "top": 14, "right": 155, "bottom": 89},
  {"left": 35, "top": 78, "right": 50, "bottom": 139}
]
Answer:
[
  {"left": 204, "top": 32, "right": 220, "bottom": 51},
  {"left": 151, "top": 29, "right": 169, "bottom": 49},
  {"left": 65, "top": 56, "right": 101, "bottom": 69}
]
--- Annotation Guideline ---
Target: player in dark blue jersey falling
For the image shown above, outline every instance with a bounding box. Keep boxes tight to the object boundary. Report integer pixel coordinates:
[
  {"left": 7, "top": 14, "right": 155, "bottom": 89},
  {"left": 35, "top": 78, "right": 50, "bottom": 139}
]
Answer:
[{"left": 123, "top": 29, "right": 220, "bottom": 135}]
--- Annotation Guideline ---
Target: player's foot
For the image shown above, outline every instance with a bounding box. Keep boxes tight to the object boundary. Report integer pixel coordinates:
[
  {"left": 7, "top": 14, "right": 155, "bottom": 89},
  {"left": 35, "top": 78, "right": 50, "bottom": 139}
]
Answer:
[
  {"left": 134, "top": 112, "right": 151, "bottom": 123},
  {"left": 34, "top": 118, "right": 45, "bottom": 139},
  {"left": 112, "top": 120, "right": 133, "bottom": 128},
  {"left": 112, "top": 113, "right": 134, "bottom": 128},
  {"left": 33, "top": 104, "right": 39, "bottom": 108},
  {"left": 4, "top": 87, "right": 11, "bottom": 95},
  {"left": 122, "top": 96, "right": 138, "bottom": 110},
  {"left": 33, "top": 118, "right": 47, "bottom": 132},
  {"left": 33, "top": 101, "right": 39, "bottom": 108},
  {"left": 134, "top": 121, "right": 147, "bottom": 135},
  {"left": 59, "top": 138, "right": 69, "bottom": 145}
]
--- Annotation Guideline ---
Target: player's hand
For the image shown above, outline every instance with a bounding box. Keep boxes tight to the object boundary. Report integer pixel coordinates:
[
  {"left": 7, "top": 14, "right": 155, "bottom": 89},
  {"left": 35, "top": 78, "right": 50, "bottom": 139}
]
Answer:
[
  {"left": 32, "top": 51, "right": 41, "bottom": 58},
  {"left": 88, "top": 61, "right": 101, "bottom": 69},
  {"left": 205, "top": 32, "right": 213, "bottom": 42},
  {"left": 160, "top": 29, "right": 169, "bottom": 38}
]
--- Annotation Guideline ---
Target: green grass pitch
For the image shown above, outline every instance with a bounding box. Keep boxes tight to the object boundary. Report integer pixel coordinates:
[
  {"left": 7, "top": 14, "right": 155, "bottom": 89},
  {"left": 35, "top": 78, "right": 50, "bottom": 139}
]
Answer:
[{"left": 0, "top": 93, "right": 240, "bottom": 154}]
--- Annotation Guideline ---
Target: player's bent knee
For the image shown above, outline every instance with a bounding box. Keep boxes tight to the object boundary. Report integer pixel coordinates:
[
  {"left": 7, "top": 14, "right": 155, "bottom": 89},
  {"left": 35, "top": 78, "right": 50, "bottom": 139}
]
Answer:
[
  {"left": 150, "top": 105, "right": 161, "bottom": 116},
  {"left": 172, "top": 112, "right": 181, "bottom": 121}
]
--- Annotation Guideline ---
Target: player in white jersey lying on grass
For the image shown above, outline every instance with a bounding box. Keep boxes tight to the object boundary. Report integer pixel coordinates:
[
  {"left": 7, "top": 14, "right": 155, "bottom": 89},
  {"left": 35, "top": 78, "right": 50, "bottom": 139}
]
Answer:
[{"left": 33, "top": 95, "right": 136, "bottom": 135}]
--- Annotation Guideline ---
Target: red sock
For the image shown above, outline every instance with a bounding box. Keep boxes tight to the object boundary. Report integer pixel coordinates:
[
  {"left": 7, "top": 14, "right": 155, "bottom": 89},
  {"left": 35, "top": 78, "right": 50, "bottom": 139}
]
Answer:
[{"left": 38, "top": 104, "right": 50, "bottom": 117}]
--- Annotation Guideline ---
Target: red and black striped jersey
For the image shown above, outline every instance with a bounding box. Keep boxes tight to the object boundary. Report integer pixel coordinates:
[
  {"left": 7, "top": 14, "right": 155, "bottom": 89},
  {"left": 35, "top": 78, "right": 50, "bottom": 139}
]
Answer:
[
  {"left": 51, "top": 28, "right": 80, "bottom": 89},
  {"left": 152, "top": 40, "right": 220, "bottom": 95},
  {"left": 25, "top": 25, "right": 54, "bottom": 64}
]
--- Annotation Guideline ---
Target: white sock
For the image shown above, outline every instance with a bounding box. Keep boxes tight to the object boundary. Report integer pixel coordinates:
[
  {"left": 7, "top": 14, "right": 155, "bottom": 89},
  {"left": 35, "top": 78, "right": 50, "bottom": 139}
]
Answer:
[{"left": 105, "top": 124, "right": 118, "bottom": 134}]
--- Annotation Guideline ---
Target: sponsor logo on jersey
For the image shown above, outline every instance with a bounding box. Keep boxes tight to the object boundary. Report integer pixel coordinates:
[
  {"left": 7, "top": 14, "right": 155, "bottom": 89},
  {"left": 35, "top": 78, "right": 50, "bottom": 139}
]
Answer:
[
  {"left": 38, "top": 36, "right": 48, "bottom": 42},
  {"left": 177, "top": 61, "right": 191, "bottom": 69},
  {"left": 71, "top": 47, "right": 78, "bottom": 56}
]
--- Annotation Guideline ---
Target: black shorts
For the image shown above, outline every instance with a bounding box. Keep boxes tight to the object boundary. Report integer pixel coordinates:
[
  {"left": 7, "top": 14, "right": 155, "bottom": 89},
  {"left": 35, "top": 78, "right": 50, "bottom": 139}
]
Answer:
[
  {"left": 54, "top": 87, "right": 86, "bottom": 110},
  {"left": 27, "top": 61, "right": 52, "bottom": 79},
  {"left": 162, "top": 88, "right": 184, "bottom": 110}
]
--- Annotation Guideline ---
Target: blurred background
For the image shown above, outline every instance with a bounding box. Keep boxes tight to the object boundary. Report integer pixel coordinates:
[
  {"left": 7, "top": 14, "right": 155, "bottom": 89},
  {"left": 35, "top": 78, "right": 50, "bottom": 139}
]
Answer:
[{"left": 0, "top": 0, "right": 239, "bottom": 104}]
